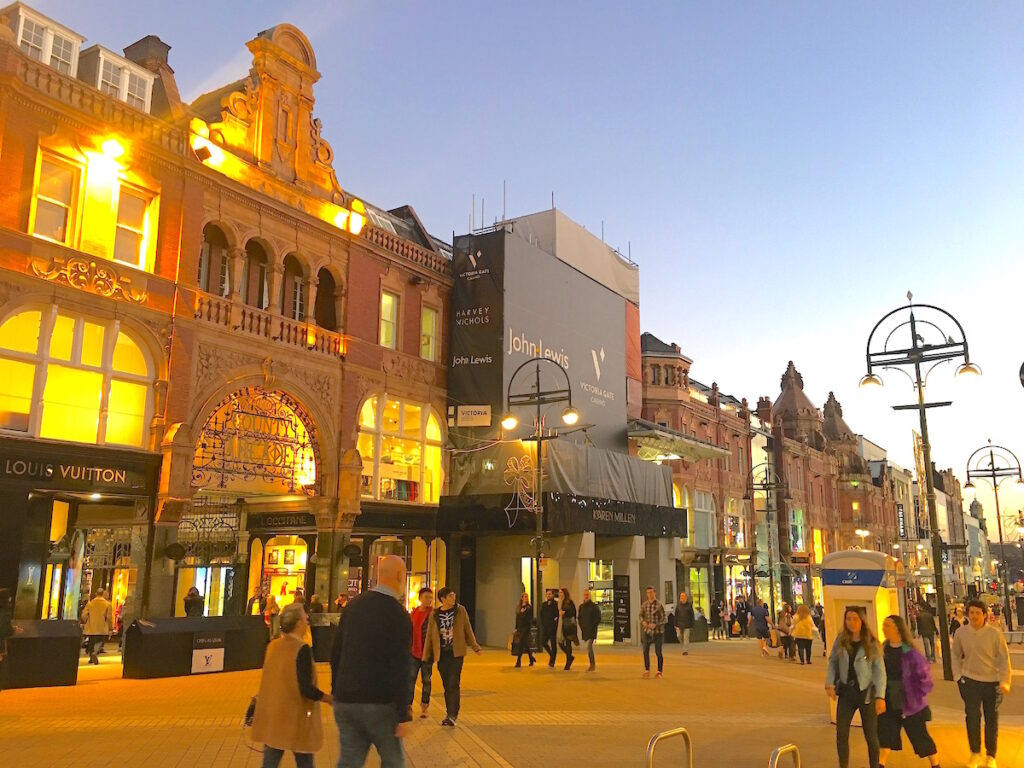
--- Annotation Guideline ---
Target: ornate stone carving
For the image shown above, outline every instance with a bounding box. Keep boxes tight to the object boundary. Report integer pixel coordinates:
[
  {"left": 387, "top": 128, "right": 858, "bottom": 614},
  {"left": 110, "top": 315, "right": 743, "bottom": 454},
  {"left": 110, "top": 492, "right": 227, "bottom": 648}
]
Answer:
[
  {"left": 382, "top": 350, "right": 436, "bottom": 386},
  {"left": 195, "top": 343, "right": 264, "bottom": 386},
  {"left": 31, "top": 255, "right": 147, "bottom": 303}
]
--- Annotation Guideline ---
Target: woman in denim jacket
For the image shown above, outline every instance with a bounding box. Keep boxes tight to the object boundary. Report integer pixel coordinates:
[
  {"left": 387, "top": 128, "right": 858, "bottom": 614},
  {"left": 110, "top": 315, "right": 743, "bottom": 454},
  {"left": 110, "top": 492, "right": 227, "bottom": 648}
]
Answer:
[
  {"left": 825, "top": 607, "right": 886, "bottom": 768},
  {"left": 878, "top": 614, "right": 939, "bottom": 768}
]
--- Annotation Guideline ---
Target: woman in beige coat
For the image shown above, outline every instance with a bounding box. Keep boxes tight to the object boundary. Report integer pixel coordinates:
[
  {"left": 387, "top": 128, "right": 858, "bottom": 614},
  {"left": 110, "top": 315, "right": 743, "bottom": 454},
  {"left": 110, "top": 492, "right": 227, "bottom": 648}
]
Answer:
[
  {"left": 251, "top": 603, "right": 325, "bottom": 767},
  {"left": 81, "top": 589, "right": 112, "bottom": 664}
]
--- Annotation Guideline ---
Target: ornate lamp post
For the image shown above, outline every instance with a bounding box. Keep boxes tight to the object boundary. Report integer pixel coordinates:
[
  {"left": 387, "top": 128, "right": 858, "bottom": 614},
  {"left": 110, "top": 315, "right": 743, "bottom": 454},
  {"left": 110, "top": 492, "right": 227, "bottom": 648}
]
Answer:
[
  {"left": 964, "top": 442, "right": 1024, "bottom": 631},
  {"left": 744, "top": 461, "right": 791, "bottom": 620},
  {"left": 501, "top": 358, "right": 580, "bottom": 619},
  {"left": 860, "top": 292, "right": 980, "bottom": 681}
]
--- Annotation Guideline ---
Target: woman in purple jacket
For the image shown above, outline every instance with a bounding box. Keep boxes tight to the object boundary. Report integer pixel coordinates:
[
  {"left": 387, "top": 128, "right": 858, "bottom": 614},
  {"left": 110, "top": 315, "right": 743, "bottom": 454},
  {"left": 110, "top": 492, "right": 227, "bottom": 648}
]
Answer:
[{"left": 878, "top": 615, "right": 940, "bottom": 768}]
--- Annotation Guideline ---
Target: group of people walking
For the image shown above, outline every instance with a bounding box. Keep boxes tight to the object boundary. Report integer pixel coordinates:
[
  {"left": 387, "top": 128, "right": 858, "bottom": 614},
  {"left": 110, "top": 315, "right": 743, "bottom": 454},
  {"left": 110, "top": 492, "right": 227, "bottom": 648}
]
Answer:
[
  {"left": 514, "top": 587, "right": 602, "bottom": 672},
  {"left": 826, "top": 599, "right": 1011, "bottom": 768}
]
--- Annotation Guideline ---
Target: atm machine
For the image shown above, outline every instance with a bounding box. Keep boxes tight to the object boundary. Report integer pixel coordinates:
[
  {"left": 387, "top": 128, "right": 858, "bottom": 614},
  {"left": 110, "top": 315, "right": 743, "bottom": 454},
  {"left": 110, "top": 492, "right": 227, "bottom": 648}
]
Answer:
[{"left": 821, "top": 549, "right": 906, "bottom": 723}]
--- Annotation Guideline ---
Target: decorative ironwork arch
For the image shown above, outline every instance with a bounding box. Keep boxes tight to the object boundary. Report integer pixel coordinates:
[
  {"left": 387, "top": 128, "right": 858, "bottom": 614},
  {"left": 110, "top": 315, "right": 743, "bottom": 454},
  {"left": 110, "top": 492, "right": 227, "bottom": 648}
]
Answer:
[{"left": 192, "top": 386, "right": 322, "bottom": 496}]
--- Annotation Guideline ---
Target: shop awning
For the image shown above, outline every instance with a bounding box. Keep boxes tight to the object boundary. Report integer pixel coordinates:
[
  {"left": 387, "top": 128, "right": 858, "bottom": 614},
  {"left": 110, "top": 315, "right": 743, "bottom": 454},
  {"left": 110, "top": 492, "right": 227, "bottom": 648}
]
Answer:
[{"left": 628, "top": 419, "right": 731, "bottom": 462}]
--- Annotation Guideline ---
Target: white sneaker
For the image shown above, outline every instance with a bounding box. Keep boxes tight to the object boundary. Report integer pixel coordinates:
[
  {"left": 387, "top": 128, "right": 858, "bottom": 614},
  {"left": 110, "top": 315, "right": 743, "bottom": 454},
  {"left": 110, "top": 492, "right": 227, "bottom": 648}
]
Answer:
[
  {"left": 966, "top": 753, "right": 982, "bottom": 768},
  {"left": 985, "top": 756, "right": 998, "bottom": 768}
]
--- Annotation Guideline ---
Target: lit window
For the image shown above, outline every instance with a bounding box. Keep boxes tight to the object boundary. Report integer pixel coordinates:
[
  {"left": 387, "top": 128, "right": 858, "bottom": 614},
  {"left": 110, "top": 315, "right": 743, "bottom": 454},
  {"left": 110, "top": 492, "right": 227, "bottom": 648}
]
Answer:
[
  {"left": 0, "top": 308, "right": 153, "bottom": 446},
  {"left": 19, "top": 18, "right": 44, "bottom": 60},
  {"left": 126, "top": 72, "right": 147, "bottom": 110},
  {"left": 100, "top": 59, "right": 121, "bottom": 97},
  {"left": 380, "top": 291, "right": 398, "bottom": 349},
  {"left": 420, "top": 306, "right": 437, "bottom": 361},
  {"left": 113, "top": 187, "right": 147, "bottom": 268},
  {"left": 357, "top": 395, "right": 443, "bottom": 503},
  {"left": 33, "top": 158, "right": 76, "bottom": 244},
  {"left": 50, "top": 35, "right": 73, "bottom": 73},
  {"left": 291, "top": 277, "right": 306, "bottom": 321}
]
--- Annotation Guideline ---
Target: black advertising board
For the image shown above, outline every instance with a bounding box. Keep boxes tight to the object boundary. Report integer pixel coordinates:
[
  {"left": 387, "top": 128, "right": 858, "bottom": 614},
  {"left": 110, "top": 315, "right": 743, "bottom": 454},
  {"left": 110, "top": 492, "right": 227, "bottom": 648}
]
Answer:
[
  {"left": 613, "top": 573, "right": 631, "bottom": 641},
  {"left": 448, "top": 231, "right": 506, "bottom": 445}
]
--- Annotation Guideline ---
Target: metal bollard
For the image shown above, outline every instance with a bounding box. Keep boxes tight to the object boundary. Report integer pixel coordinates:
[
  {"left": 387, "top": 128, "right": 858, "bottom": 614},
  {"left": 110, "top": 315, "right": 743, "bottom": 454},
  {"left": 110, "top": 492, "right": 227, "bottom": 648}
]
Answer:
[
  {"left": 645, "top": 726, "right": 692, "bottom": 768},
  {"left": 768, "top": 743, "right": 801, "bottom": 768}
]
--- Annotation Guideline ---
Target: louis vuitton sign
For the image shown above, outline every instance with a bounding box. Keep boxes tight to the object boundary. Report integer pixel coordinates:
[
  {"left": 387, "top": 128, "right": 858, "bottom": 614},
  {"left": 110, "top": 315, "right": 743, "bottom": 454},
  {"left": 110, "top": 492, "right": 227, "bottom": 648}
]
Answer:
[{"left": 0, "top": 455, "right": 146, "bottom": 491}]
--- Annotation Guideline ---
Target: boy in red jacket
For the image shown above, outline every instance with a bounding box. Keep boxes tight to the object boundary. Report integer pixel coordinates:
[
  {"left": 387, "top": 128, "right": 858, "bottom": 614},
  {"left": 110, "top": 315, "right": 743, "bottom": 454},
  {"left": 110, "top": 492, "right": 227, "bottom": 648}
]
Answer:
[{"left": 409, "top": 587, "right": 434, "bottom": 718}]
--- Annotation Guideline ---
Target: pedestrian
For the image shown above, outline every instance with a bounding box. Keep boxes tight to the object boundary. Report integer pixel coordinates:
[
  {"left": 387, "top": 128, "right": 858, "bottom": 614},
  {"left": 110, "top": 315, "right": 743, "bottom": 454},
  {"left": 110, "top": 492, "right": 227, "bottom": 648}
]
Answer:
[
  {"left": 81, "top": 589, "right": 112, "bottom": 664},
  {"left": 952, "top": 599, "right": 1012, "bottom": 768},
  {"left": 409, "top": 587, "right": 434, "bottom": 718},
  {"left": 825, "top": 606, "right": 885, "bottom": 768},
  {"left": 710, "top": 599, "right": 724, "bottom": 640},
  {"left": 289, "top": 591, "right": 313, "bottom": 646},
  {"left": 640, "top": 585, "right": 666, "bottom": 679},
  {"left": 578, "top": 589, "right": 601, "bottom": 672},
  {"left": 877, "top": 614, "right": 940, "bottom": 768},
  {"left": 183, "top": 585, "right": 205, "bottom": 617},
  {"left": 334, "top": 593, "right": 349, "bottom": 612},
  {"left": 793, "top": 604, "right": 818, "bottom": 665},
  {"left": 251, "top": 603, "right": 325, "bottom": 768},
  {"left": 247, "top": 588, "right": 267, "bottom": 616},
  {"left": 513, "top": 592, "right": 536, "bottom": 668},
  {"left": 265, "top": 594, "right": 282, "bottom": 639},
  {"left": 776, "top": 603, "right": 795, "bottom": 661},
  {"left": 330, "top": 555, "right": 412, "bottom": 768},
  {"left": 988, "top": 606, "right": 1006, "bottom": 632},
  {"left": 949, "top": 605, "right": 964, "bottom": 637},
  {"left": 750, "top": 600, "right": 772, "bottom": 658},
  {"left": 917, "top": 602, "right": 937, "bottom": 663},
  {"left": 557, "top": 587, "right": 578, "bottom": 671},
  {"left": 734, "top": 595, "right": 750, "bottom": 638},
  {"left": 421, "top": 586, "right": 481, "bottom": 727},
  {"left": 813, "top": 602, "right": 827, "bottom": 656},
  {"left": 309, "top": 594, "right": 325, "bottom": 614},
  {"left": 675, "top": 592, "right": 695, "bottom": 656},
  {"left": 539, "top": 588, "right": 559, "bottom": 668},
  {"left": 720, "top": 600, "right": 733, "bottom": 639}
]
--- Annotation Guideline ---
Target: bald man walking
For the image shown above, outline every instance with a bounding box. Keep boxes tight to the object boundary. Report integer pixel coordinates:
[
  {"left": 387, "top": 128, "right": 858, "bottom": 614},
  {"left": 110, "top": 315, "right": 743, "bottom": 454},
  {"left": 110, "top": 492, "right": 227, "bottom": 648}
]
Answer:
[{"left": 331, "top": 555, "right": 412, "bottom": 768}]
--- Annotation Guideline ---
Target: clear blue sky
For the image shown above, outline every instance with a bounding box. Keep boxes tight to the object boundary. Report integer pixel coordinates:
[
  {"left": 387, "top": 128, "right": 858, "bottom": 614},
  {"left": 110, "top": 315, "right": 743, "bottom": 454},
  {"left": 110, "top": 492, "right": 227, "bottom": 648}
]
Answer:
[{"left": 37, "top": 1, "right": 1024, "bottom": 533}]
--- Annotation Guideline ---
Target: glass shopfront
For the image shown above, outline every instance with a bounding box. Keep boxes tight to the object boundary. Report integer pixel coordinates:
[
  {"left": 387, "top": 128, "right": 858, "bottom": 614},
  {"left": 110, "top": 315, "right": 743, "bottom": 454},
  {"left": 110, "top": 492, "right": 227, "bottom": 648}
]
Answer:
[
  {"left": 357, "top": 396, "right": 443, "bottom": 504},
  {"left": 588, "top": 559, "right": 615, "bottom": 642}
]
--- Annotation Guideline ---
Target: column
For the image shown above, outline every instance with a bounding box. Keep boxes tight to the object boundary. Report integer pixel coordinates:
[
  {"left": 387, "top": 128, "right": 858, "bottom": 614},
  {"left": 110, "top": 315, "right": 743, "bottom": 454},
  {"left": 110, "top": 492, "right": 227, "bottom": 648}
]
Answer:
[
  {"left": 266, "top": 264, "right": 283, "bottom": 315},
  {"left": 305, "top": 276, "right": 319, "bottom": 323}
]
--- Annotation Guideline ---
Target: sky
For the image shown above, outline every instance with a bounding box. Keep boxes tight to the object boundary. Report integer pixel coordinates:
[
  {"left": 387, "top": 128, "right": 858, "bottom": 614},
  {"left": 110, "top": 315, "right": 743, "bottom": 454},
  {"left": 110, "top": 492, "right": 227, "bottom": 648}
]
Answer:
[{"left": 34, "top": 1, "right": 1024, "bottom": 537}]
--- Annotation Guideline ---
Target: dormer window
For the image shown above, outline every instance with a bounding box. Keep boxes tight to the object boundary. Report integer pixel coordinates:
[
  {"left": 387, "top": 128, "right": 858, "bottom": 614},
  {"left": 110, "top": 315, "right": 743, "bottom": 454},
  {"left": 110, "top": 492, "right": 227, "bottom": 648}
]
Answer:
[
  {"left": 77, "top": 46, "right": 154, "bottom": 113},
  {"left": 8, "top": 4, "right": 85, "bottom": 76}
]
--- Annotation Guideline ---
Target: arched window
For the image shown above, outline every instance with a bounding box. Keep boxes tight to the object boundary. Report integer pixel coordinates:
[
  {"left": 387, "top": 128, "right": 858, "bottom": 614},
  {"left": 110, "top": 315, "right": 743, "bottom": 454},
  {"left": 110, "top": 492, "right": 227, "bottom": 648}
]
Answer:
[
  {"left": 0, "top": 307, "right": 154, "bottom": 446},
  {"left": 242, "top": 240, "right": 270, "bottom": 310},
  {"left": 198, "top": 224, "right": 231, "bottom": 297},
  {"left": 281, "top": 254, "right": 306, "bottom": 321},
  {"left": 356, "top": 395, "right": 442, "bottom": 504},
  {"left": 314, "top": 268, "right": 338, "bottom": 331}
]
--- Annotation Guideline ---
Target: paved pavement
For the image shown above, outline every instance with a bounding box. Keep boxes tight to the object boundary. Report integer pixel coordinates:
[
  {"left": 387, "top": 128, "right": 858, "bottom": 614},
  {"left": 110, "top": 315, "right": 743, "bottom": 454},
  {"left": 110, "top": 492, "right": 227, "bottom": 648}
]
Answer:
[{"left": 1, "top": 639, "right": 1022, "bottom": 767}]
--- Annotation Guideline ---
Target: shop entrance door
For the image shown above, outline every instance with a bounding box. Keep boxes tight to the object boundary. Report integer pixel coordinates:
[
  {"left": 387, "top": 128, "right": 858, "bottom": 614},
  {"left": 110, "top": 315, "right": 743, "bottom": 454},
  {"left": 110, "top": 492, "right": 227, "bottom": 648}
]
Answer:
[{"left": 588, "top": 560, "right": 615, "bottom": 644}]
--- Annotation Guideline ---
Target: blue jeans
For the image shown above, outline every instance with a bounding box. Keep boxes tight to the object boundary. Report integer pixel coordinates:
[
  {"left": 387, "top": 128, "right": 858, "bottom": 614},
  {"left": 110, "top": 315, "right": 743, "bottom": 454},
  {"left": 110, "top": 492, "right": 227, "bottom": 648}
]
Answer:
[
  {"left": 333, "top": 702, "right": 405, "bottom": 768},
  {"left": 642, "top": 633, "right": 663, "bottom": 672},
  {"left": 921, "top": 634, "right": 935, "bottom": 662},
  {"left": 408, "top": 656, "right": 432, "bottom": 708},
  {"left": 262, "top": 746, "right": 313, "bottom": 768}
]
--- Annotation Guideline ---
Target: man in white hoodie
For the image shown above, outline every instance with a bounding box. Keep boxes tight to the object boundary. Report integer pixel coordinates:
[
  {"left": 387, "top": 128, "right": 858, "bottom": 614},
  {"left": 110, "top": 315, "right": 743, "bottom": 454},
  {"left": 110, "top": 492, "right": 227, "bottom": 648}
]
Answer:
[{"left": 952, "top": 599, "right": 1012, "bottom": 768}]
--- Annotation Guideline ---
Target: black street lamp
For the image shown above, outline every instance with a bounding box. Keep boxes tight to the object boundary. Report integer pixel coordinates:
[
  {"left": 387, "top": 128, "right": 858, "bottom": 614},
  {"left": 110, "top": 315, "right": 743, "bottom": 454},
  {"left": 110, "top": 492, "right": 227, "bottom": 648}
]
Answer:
[
  {"left": 964, "top": 442, "right": 1024, "bottom": 631},
  {"left": 860, "top": 292, "right": 980, "bottom": 681},
  {"left": 502, "top": 357, "right": 580, "bottom": 619},
  {"left": 744, "top": 460, "right": 792, "bottom": 620}
]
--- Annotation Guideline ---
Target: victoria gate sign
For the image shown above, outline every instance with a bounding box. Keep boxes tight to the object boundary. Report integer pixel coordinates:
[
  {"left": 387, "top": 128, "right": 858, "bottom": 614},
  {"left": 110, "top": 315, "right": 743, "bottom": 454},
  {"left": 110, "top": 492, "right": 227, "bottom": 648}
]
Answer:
[{"left": 192, "top": 387, "right": 320, "bottom": 496}]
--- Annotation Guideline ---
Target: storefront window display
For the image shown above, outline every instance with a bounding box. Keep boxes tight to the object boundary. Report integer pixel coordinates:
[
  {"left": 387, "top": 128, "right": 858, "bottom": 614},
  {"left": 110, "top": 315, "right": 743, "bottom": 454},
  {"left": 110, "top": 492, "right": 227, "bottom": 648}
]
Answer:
[
  {"left": 789, "top": 508, "right": 805, "bottom": 552},
  {"left": 587, "top": 560, "right": 614, "bottom": 642},
  {"left": 688, "top": 566, "right": 710, "bottom": 617},
  {"left": 724, "top": 498, "right": 744, "bottom": 548},
  {"left": 0, "top": 307, "right": 153, "bottom": 446},
  {"left": 357, "top": 396, "right": 443, "bottom": 503}
]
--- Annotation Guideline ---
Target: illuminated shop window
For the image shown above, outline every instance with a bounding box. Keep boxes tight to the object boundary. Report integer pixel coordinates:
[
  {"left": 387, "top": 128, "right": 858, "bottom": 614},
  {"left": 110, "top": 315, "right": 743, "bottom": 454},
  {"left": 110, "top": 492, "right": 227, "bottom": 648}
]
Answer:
[
  {"left": 30, "top": 150, "right": 159, "bottom": 272},
  {"left": 0, "top": 307, "right": 153, "bottom": 446},
  {"left": 724, "top": 498, "right": 744, "bottom": 548},
  {"left": 379, "top": 291, "right": 398, "bottom": 349},
  {"left": 357, "top": 395, "right": 443, "bottom": 504},
  {"left": 420, "top": 306, "right": 437, "bottom": 361}
]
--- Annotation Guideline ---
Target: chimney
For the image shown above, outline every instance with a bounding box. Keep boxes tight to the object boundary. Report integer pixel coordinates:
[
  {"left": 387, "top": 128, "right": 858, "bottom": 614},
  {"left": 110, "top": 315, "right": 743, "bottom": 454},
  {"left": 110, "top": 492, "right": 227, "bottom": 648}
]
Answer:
[
  {"left": 123, "top": 35, "right": 184, "bottom": 120},
  {"left": 756, "top": 396, "right": 773, "bottom": 426}
]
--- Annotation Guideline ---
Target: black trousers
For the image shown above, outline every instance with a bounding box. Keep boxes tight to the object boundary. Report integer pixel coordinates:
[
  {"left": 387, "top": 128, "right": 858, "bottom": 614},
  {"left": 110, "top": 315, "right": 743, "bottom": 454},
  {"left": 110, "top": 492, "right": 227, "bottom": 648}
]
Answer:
[
  {"left": 541, "top": 630, "right": 558, "bottom": 665},
  {"left": 795, "top": 638, "right": 813, "bottom": 663},
  {"left": 960, "top": 677, "right": 1002, "bottom": 756},
  {"left": 835, "top": 693, "right": 879, "bottom": 768},
  {"left": 514, "top": 633, "right": 534, "bottom": 664},
  {"left": 436, "top": 651, "right": 465, "bottom": 719}
]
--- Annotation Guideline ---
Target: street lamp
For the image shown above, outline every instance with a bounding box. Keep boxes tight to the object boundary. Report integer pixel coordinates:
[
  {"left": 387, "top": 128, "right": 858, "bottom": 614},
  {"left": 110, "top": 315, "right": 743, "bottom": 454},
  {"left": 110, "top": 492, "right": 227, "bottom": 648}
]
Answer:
[
  {"left": 744, "top": 461, "right": 791, "bottom": 619},
  {"left": 503, "top": 357, "right": 578, "bottom": 619},
  {"left": 964, "top": 441, "right": 1024, "bottom": 631},
  {"left": 861, "top": 292, "right": 978, "bottom": 682}
]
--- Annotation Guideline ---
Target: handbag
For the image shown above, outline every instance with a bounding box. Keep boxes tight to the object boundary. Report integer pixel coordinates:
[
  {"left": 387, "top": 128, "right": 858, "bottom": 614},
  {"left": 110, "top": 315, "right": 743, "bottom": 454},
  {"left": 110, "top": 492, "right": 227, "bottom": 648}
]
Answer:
[
  {"left": 243, "top": 695, "right": 257, "bottom": 727},
  {"left": 507, "top": 631, "right": 518, "bottom": 654}
]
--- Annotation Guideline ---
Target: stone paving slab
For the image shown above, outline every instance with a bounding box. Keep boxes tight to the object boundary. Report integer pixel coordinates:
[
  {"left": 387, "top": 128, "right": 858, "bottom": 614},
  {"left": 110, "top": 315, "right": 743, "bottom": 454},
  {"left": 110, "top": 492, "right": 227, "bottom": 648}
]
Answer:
[{"left": 1, "top": 640, "right": 1021, "bottom": 767}]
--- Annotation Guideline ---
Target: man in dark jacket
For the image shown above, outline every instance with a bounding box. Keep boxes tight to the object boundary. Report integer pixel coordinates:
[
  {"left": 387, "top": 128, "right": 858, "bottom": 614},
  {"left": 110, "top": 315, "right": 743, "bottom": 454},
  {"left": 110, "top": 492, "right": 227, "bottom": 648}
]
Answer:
[
  {"left": 578, "top": 589, "right": 602, "bottom": 672},
  {"left": 674, "top": 592, "right": 695, "bottom": 656},
  {"left": 539, "top": 589, "right": 559, "bottom": 668},
  {"left": 734, "top": 595, "right": 749, "bottom": 638},
  {"left": 917, "top": 602, "right": 937, "bottom": 663},
  {"left": 330, "top": 555, "right": 411, "bottom": 768}
]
